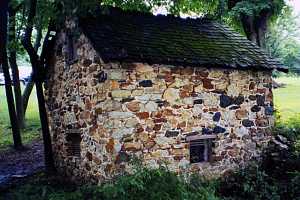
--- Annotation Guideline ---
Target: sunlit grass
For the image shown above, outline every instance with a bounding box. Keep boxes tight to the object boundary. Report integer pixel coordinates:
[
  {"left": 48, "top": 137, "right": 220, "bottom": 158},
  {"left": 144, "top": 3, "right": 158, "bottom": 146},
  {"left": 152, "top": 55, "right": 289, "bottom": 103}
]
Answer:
[
  {"left": 273, "top": 76, "right": 300, "bottom": 121},
  {"left": 0, "top": 85, "right": 41, "bottom": 150}
]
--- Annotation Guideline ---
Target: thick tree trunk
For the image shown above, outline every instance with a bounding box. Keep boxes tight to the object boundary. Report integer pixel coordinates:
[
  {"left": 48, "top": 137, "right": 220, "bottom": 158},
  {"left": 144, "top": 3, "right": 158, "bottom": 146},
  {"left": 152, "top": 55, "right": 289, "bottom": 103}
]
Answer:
[
  {"left": 22, "top": 0, "right": 55, "bottom": 172},
  {"left": 8, "top": 9, "right": 25, "bottom": 128},
  {"left": 254, "top": 10, "right": 270, "bottom": 49},
  {"left": 0, "top": 0, "right": 23, "bottom": 149},
  {"left": 240, "top": 14, "right": 258, "bottom": 44}
]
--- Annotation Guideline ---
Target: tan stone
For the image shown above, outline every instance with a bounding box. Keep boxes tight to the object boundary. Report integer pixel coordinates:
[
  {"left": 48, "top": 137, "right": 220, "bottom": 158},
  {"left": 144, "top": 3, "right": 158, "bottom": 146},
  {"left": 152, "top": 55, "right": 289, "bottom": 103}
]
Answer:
[
  {"left": 169, "top": 78, "right": 187, "bottom": 88},
  {"left": 132, "top": 89, "right": 144, "bottom": 96},
  {"left": 163, "top": 88, "right": 181, "bottom": 105},
  {"left": 125, "top": 118, "right": 139, "bottom": 128},
  {"left": 194, "top": 84, "right": 203, "bottom": 93},
  {"left": 235, "top": 109, "right": 248, "bottom": 120},
  {"left": 126, "top": 101, "right": 140, "bottom": 112},
  {"left": 151, "top": 150, "right": 169, "bottom": 158},
  {"left": 135, "top": 63, "right": 153, "bottom": 74},
  {"left": 124, "top": 142, "right": 142, "bottom": 151},
  {"left": 111, "top": 90, "right": 131, "bottom": 98},
  {"left": 208, "top": 70, "right": 223, "bottom": 79}
]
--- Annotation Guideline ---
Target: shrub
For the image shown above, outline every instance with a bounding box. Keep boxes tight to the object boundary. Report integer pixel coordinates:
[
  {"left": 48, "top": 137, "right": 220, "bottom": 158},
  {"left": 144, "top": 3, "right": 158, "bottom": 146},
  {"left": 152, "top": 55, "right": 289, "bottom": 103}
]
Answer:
[
  {"left": 218, "top": 164, "right": 280, "bottom": 200},
  {"left": 4, "top": 167, "right": 220, "bottom": 200}
]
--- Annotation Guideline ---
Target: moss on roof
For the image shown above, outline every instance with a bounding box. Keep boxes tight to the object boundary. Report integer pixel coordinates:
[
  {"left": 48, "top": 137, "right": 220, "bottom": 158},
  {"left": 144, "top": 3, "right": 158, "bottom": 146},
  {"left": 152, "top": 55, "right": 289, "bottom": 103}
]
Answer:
[{"left": 79, "top": 7, "right": 287, "bottom": 72}]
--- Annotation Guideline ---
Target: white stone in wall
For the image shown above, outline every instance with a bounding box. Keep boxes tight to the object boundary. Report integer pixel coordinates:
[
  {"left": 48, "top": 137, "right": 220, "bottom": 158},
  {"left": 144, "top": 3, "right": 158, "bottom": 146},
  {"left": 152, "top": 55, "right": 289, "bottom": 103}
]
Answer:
[
  {"left": 203, "top": 93, "right": 219, "bottom": 107},
  {"left": 135, "top": 94, "right": 151, "bottom": 102},
  {"left": 64, "top": 112, "right": 77, "bottom": 124},
  {"left": 108, "top": 111, "right": 134, "bottom": 119},
  {"left": 227, "top": 83, "right": 241, "bottom": 97},
  {"left": 235, "top": 126, "right": 249, "bottom": 137},
  {"left": 144, "top": 101, "right": 158, "bottom": 112},
  {"left": 112, "top": 128, "right": 134, "bottom": 139}
]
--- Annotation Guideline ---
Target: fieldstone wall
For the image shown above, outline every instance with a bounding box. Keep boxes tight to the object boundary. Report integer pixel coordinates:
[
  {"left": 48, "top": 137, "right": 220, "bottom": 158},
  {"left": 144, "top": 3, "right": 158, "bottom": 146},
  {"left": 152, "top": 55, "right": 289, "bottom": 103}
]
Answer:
[{"left": 45, "top": 34, "right": 274, "bottom": 183}]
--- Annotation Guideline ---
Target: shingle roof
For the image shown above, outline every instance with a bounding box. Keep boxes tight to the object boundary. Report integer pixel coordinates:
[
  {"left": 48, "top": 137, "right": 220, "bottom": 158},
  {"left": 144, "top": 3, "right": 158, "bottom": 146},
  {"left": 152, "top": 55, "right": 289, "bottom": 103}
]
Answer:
[{"left": 79, "top": 7, "right": 287, "bottom": 72}]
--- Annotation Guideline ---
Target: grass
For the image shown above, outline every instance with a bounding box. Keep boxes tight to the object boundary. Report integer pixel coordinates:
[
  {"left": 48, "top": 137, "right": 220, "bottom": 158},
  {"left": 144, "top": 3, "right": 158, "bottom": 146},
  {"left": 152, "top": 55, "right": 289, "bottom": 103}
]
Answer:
[
  {"left": 273, "top": 76, "right": 300, "bottom": 121},
  {"left": 0, "top": 85, "right": 41, "bottom": 150}
]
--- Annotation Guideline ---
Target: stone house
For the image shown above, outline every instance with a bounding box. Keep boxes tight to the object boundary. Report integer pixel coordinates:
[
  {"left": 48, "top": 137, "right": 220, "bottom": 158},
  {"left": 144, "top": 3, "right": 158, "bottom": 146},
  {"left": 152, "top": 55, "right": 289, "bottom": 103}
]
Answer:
[{"left": 45, "top": 7, "right": 287, "bottom": 183}]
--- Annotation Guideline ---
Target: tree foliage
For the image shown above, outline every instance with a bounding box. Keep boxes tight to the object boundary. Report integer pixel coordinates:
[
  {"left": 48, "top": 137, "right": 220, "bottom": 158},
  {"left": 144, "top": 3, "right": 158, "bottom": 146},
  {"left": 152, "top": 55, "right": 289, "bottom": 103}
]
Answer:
[{"left": 266, "top": 6, "right": 300, "bottom": 70}]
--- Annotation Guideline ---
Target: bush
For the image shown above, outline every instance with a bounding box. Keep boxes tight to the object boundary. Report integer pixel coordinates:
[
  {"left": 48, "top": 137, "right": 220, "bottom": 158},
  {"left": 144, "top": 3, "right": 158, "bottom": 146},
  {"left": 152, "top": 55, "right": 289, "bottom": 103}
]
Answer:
[
  {"left": 218, "top": 164, "right": 280, "bottom": 200},
  {"left": 79, "top": 166, "right": 220, "bottom": 200},
  {"left": 4, "top": 166, "right": 220, "bottom": 200}
]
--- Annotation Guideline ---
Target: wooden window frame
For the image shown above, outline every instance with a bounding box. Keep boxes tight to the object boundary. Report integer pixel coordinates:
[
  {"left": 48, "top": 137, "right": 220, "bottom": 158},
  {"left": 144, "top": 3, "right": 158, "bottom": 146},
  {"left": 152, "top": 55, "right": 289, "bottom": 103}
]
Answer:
[{"left": 187, "top": 135, "right": 216, "bottom": 164}]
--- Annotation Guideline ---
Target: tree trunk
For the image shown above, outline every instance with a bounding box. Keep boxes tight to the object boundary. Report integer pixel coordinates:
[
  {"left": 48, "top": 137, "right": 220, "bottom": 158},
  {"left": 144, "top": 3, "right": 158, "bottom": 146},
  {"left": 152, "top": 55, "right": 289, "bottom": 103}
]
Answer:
[
  {"left": 8, "top": 8, "right": 25, "bottom": 128},
  {"left": 254, "top": 10, "right": 271, "bottom": 49},
  {"left": 22, "top": 20, "right": 42, "bottom": 116},
  {"left": 22, "top": 73, "right": 34, "bottom": 115},
  {"left": 240, "top": 14, "right": 258, "bottom": 44},
  {"left": 0, "top": 0, "right": 23, "bottom": 149},
  {"left": 22, "top": 0, "right": 55, "bottom": 172}
]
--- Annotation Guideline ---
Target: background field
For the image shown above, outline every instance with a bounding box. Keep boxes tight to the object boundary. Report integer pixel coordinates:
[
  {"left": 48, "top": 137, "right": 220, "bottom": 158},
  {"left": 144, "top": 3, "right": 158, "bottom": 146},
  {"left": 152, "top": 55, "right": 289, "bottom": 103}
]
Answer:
[
  {"left": 273, "top": 76, "right": 300, "bottom": 121},
  {"left": 0, "top": 86, "right": 40, "bottom": 150}
]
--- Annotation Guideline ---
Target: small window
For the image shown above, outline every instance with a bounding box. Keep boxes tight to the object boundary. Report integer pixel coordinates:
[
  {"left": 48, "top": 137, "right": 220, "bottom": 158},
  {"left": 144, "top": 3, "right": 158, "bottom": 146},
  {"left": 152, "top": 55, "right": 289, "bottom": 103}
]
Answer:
[
  {"left": 66, "top": 131, "right": 81, "bottom": 158},
  {"left": 187, "top": 135, "right": 215, "bottom": 164}
]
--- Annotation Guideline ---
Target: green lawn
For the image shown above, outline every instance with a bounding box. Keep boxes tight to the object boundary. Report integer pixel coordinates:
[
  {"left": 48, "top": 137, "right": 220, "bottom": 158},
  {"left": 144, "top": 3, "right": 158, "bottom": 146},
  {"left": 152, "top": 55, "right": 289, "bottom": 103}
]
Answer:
[
  {"left": 273, "top": 76, "right": 300, "bottom": 121},
  {"left": 0, "top": 86, "right": 41, "bottom": 150}
]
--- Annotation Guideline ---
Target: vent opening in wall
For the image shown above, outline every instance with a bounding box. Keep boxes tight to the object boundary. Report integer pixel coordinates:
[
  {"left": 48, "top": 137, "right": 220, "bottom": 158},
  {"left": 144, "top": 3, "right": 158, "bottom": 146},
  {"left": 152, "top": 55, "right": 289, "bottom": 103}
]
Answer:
[
  {"left": 66, "top": 132, "right": 81, "bottom": 158},
  {"left": 187, "top": 135, "right": 216, "bottom": 163}
]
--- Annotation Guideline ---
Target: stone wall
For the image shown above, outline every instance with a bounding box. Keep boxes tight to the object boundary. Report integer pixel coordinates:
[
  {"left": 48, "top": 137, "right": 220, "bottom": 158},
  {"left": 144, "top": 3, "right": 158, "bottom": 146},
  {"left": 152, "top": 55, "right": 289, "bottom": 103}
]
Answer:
[{"left": 45, "top": 34, "right": 274, "bottom": 183}]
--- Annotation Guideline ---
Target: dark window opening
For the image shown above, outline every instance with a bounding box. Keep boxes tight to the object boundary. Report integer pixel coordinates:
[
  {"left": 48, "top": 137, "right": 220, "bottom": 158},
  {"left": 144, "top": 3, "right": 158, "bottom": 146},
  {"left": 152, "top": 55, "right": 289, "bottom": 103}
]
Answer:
[
  {"left": 189, "top": 139, "right": 213, "bottom": 163},
  {"left": 66, "top": 132, "right": 81, "bottom": 158}
]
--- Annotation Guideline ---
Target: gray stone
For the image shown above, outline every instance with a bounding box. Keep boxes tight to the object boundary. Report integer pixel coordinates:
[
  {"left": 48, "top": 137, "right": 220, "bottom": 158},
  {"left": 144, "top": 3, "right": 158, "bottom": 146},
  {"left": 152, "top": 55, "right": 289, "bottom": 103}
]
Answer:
[
  {"left": 165, "top": 130, "right": 180, "bottom": 137},
  {"left": 220, "top": 94, "right": 232, "bottom": 108},
  {"left": 145, "top": 101, "right": 158, "bottom": 112},
  {"left": 256, "top": 95, "right": 265, "bottom": 106},
  {"left": 139, "top": 80, "right": 153, "bottom": 87},
  {"left": 194, "top": 99, "right": 203, "bottom": 104},
  {"left": 112, "top": 128, "right": 134, "bottom": 139},
  {"left": 213, "top": 112, "right": 221, "bottom": 122},
  {"left": 251, "top": 105, "right": 261, "bottom": 112},
  {"left": 213, "top": 126, "right": 226, "bottom": 134},
  {"left": 265, "top": 106, "right": 274, "bottom": 115},
  {"left": 242, "top": 119, "right": 255, "bottom": 127}
]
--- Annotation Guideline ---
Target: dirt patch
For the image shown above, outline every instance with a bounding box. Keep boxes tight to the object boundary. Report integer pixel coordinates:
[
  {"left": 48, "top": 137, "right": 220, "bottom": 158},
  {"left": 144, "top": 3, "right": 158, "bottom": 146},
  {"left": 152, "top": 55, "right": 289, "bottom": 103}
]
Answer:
[{"left": 0, "top": 139, "right": 44, "bottom": 189}]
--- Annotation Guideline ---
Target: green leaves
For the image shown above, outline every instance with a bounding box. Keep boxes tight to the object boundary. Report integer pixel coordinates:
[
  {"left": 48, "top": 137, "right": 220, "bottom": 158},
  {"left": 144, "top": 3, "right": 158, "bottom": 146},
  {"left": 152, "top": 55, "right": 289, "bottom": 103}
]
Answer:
[{"left": 266, "top": 6, "right": 300, "bottom": 69}]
